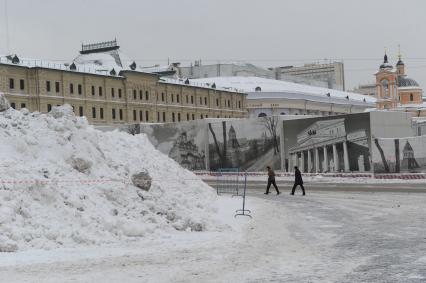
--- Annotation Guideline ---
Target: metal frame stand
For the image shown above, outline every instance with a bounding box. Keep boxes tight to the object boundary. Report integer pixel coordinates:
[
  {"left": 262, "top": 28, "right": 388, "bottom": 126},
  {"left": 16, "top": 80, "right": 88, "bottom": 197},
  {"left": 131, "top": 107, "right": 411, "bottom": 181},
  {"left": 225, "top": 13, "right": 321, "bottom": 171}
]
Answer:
[
  {"left": 235, "top": 172, "right": 252, "bottom": 218},
  {"left": 216, "top": 168, "right": 240, "bottom": 197}
]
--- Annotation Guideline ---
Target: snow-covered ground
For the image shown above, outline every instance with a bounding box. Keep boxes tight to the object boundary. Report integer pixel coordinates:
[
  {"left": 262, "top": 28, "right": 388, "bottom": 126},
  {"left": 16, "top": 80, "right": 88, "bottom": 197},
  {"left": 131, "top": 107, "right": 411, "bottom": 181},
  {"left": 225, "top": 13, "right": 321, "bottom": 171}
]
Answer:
[
  {"left": 1, "top": 102, "right": 425, "bottom": 282},
  {"left": 0, "top": 105, "right": 228, "bottom": 252},
  {"left": 1, "top": 191, "right": 425, "bottom": 282}
]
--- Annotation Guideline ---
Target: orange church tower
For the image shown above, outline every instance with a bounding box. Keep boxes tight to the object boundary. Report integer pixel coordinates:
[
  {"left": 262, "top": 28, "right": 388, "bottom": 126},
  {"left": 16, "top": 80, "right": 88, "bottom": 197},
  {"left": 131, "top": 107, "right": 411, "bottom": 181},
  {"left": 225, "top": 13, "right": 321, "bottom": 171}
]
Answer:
[{"left": 375, "top": 47, "right": 423, "bottom": 109}]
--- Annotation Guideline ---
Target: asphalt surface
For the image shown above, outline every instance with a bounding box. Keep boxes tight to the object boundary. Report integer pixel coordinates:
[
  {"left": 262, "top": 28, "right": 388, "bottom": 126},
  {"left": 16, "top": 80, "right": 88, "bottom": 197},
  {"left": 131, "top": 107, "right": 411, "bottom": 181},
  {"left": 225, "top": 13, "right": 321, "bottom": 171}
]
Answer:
[
  {"left": 252, "top": 191, "right": 426, "bottom": 282},
  {"left": 203, "top": 179, "right": 426, "bottom": 193}
]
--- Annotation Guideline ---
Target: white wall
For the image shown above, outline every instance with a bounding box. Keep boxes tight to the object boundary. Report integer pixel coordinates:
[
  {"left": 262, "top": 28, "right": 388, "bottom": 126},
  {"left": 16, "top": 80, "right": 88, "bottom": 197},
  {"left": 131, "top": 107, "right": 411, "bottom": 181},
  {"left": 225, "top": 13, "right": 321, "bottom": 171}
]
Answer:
[{"left": 370, "top": 111, "right": 413, "bottom": 139}]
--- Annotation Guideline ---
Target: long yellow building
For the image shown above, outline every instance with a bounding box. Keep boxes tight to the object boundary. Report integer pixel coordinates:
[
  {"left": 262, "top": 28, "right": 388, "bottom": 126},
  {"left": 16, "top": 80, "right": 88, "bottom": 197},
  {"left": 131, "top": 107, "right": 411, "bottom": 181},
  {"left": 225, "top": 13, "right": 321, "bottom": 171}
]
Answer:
[{"left": 0, "top": 40, "right": 247, "bottom": 125}]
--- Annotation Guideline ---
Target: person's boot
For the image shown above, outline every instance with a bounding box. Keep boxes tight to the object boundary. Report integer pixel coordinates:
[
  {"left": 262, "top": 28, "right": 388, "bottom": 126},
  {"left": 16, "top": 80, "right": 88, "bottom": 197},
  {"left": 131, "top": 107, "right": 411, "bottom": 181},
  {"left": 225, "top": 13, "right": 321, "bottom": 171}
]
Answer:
[
  {"left": 264, "top": 192, "right": 269, "bottom": 195},
  {"left": 277, "top": 191, "right": 280, "bottom": 195}
]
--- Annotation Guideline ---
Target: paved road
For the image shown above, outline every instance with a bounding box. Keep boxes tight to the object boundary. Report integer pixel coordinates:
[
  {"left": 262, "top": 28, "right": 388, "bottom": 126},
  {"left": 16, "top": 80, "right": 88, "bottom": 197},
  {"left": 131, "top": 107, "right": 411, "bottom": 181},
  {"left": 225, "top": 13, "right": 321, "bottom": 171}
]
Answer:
[
  {"left": 203, "top": 179, "right": 426, "bottom": 193},
  {"left": 248, "top": 191, "right": 426, "bottom": 282},
  {"left": 2, "top": 189, "right": 425, "bottom": 282}
]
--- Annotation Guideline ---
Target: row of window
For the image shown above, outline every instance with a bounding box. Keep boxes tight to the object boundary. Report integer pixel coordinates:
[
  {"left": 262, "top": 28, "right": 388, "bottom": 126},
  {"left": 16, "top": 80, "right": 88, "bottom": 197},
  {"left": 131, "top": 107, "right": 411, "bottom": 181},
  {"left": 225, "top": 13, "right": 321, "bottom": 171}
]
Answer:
[
  {"left": 132, "top": 109, "right": 150, "bottom": 122},
  {"left": 92, "top": 107, "right": 123, "bottom": 120},
  {"left": 132, "top": 90, "right": 149, "bottom": 101},
  {"left": 257, "top": 110, "right": 339, "bottom": 118},
  {"left": 8, "top": 78, "right": 25, "bottom": 90},
  {"left": 43, "top": 81, "right": 123, "bottom": 98},
  {"left": 10, "top": 102, "right": 26, "bottom": 109},
  {"left": 8, "top": 78, "right": 242, "bottom": 109},
  {"left": 111, "top": 88, "right": 123, "bottom": 98},
  {"left": 9, "top": 101, "right": 237, "bottom": 122},
  {"left": 157, "top": 92, "right": 241, "bottom": 109},
  {"left": 46, "top": 104, "right": 125, "bottom": 121},
  {"left": 154, "top": 111, "right": 232, "bottom": 122},
  {"left": 46, "top": 81, "right": 61, "bottom": 93}
]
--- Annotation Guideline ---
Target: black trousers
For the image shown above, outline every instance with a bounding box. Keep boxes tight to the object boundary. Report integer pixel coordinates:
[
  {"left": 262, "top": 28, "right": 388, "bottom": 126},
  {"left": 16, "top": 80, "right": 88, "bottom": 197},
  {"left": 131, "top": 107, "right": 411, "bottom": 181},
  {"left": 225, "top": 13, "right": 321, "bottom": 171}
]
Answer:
[
  {"left": 266, "top": 178, "right": 279, "bottom": 194},
  {"left": 291, "top": 183, "right": 305, "bottom": 195}
]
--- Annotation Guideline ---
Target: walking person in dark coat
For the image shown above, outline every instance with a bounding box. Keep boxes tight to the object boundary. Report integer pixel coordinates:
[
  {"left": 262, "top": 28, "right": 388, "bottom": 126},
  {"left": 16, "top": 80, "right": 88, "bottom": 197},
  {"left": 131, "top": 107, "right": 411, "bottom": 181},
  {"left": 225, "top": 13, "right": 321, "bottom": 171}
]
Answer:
[
  {"left": 291, "top": 166, "right": 305, "bottom": 196},
  {"left": 265, "top": 166, "right": 280, "bottom": 195}
]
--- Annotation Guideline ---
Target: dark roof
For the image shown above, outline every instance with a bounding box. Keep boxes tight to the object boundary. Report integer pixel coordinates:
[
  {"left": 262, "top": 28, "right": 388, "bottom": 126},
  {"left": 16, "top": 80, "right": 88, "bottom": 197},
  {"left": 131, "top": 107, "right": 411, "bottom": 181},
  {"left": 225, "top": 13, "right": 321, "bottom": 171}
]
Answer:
[
  {"left": 403, "top": 141, "right": 413, "bottom": 152},
  {"left": 380, "top": 63, "right": 393, "bottom": 69},
  {"left": 396, "top": 59, "right": 404, "bottom": 66},
  {"left": 380, "top": 53, "right": 393, "bottom": 69},
  {"left": 397, "top": 76, "right": 420, "bottom": 87}
]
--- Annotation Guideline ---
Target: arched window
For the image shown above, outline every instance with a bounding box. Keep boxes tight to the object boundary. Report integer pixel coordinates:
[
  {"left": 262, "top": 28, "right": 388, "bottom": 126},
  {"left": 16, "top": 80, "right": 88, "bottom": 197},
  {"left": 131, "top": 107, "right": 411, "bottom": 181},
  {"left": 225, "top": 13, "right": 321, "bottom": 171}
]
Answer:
[
  {"left": 381, "top": 79, "right": 389, "bottom": 97},
  {"left": 255, "top": 86, "right": 261, "bottom": 92},
  {"left": 258, "top": 113, "right": 267, "bottom": 117},
  {"left": 410, "top": 93, "right": 414, "bottom": 101},
  {"left": 280, "top": 112, "right": 286, "bottom": 115}
]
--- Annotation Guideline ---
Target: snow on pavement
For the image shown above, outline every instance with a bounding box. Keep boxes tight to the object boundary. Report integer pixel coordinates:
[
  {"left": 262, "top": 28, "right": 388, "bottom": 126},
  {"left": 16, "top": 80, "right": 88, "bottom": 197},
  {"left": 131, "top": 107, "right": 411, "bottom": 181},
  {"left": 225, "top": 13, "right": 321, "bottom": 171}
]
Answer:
[
  {"left": 1, "top": 191, "right": 425, "bottom": 282},
  {"left": 1, "top": 101, "right": 425, "bottom": 282}
]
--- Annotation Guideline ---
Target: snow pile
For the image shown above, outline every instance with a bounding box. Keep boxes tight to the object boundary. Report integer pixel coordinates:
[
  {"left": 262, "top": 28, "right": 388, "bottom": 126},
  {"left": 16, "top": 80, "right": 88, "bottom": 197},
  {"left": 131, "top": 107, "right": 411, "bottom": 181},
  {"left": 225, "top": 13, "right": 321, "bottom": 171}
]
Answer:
[
  {"left": 0, "top": 92, "right": 10, "bottom": 112},
  {"left": 0, "top": 105, "right": 224, "bottom": 252}
]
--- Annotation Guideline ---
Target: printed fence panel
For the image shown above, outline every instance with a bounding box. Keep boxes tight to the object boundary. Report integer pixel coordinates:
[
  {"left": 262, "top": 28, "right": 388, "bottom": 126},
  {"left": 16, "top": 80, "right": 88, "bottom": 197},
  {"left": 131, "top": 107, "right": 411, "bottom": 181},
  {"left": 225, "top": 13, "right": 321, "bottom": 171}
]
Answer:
[{"left": 372, "top": 135, "right": 426, "bottom": 173}]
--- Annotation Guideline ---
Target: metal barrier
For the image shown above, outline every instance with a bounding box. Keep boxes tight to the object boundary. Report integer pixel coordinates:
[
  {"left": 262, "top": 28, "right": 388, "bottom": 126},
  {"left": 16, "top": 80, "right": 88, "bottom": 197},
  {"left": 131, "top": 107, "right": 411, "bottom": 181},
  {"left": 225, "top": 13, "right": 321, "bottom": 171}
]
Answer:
[
  {"left": 235, "top": 172, "right": 251, "bottom": 218},
  {"left": 216, "top": 168, "right": 240, "bottom": 196}
]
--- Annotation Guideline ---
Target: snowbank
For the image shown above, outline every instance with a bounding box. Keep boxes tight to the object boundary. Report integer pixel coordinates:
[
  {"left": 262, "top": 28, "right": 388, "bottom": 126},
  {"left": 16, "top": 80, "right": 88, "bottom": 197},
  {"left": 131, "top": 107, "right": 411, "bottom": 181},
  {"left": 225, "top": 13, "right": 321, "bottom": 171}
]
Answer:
[{"left": 0, "top": 105, "right": 225, "bottom": 252}]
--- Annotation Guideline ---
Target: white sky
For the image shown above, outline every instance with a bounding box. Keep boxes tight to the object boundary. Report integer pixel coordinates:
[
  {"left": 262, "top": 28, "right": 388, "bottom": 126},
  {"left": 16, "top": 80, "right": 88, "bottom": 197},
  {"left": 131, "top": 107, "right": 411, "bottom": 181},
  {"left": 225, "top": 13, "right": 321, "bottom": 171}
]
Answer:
[{"left": 1, "top": 0, "right": 426, "bottom": 90}]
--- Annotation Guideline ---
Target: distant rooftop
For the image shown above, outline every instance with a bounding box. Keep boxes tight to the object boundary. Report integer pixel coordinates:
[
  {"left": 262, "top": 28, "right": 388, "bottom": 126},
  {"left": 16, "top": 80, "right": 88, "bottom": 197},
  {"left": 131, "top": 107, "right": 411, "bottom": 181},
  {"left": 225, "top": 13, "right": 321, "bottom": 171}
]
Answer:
[{"left": 190, "top": 76, "right": 376, "bottom": 106}]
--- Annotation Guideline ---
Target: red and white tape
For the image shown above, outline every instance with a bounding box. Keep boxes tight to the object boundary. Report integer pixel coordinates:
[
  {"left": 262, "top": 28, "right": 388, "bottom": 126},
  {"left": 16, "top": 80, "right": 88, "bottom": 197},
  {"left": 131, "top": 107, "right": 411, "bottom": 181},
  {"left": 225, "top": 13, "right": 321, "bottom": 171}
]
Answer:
[
  {"left": 194, "top": 171, "right": 426, "bottom": 180},
  {"left": 0, "top": 179, "right": 127, "bottom": 185}
]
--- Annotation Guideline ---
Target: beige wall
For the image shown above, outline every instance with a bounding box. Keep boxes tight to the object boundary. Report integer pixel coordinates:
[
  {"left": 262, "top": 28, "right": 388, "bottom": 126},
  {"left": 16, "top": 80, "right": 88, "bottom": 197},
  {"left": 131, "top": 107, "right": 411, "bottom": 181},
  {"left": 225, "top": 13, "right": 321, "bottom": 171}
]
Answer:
[{"left": 0, "top": 65, "right": 247, "bottom": 125}]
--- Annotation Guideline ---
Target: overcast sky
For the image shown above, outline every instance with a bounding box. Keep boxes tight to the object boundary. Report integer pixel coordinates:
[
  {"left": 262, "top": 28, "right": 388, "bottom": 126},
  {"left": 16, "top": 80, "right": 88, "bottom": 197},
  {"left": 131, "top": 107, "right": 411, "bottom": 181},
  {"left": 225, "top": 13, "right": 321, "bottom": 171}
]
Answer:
[{"left": 1, "top": 0, "right": 425, "bottom": 90}]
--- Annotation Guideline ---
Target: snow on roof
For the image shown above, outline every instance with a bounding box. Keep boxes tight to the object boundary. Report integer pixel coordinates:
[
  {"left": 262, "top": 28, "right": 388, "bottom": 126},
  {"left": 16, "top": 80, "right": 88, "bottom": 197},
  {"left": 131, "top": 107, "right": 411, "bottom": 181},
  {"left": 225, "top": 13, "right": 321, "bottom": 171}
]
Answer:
[
  {"left": 190, "top": 76, "right": 376, "bottom": 105},
  {"left": 396, "top": 102, "right": 426, "bottom": 109},
  {"left": 0, "top": 50, "right": 156, "bottom": 78},
  {"left": 398, "top": 86, "right": 423, "bottom": 91},
  {"left": 0, "top": 54, "right": 122, "bottom": 77},
  {"left": 374, "top": 68, "right": 396, "bottom": 75},
  {"left": 140, "top": 65, "right": 176, "bottom": 74},
  {"left": 160, "top": 77, "right": 244, "bottom": 94}
]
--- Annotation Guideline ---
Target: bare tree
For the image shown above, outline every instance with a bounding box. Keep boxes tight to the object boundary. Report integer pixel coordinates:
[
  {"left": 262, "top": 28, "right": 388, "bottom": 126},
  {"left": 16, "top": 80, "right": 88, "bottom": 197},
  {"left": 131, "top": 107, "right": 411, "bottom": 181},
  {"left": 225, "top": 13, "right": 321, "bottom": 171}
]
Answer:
[
  {"left": 222, "top": 121, "right": 227, "bottom": 162},
  {"left": 208, "top": 122, "right": 228, "bottom": 167},
  {"left": 394, "top": 139, "right": 400, "bottom": 173},
  {"left": 374, "top": 138, "right": 389, "bottom": 173},
  {"left": 262, "top": 116, "right": 280, "bottom": 155}
]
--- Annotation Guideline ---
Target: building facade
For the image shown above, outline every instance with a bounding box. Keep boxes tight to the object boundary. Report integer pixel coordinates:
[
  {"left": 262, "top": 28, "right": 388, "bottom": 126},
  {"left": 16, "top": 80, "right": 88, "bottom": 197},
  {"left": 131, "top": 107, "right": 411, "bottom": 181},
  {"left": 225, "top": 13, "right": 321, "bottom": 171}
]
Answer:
[
  {"left": 375, "top": 52, "right": 423, "bottom": 109},
  {"left": 176, "top": 62, "right": 330, "bottom": 88},
  {"left": 352, "top": 83, "right": 377, "bottom": 97},
  {"left": 190, "top": 76, "right": 375, "bottom": 118},
  {"left": 273, "top": 61, "right": 345, "bottom": 90},
  {"left": 0, "top": 41, "right": 247, "bottom": 125}
]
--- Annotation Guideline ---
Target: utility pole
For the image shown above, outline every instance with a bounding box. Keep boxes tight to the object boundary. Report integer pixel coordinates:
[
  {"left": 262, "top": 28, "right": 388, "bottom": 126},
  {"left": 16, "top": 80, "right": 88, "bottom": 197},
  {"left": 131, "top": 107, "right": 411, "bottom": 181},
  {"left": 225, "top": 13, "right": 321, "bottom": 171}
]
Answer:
[{"left": 4, "top": 0, "right": 10, "bottom": 53}]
